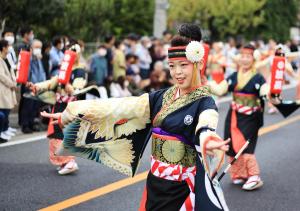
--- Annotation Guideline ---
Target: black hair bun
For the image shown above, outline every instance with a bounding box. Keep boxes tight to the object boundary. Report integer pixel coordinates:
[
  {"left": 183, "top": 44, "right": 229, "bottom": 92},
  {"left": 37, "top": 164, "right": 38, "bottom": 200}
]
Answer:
[{"left": 178, "top": 23, "right": 202, "bottom": 42}]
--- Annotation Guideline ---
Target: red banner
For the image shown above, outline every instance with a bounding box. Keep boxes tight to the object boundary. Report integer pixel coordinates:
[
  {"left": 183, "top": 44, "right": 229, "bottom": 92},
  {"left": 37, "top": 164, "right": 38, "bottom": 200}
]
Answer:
[
  {"left": 16, "top": 50, "right": 31, "bottom": 84},
  {"left": 58, "top": 50, "right": 77, "bottom": 85},
  {"left": 270, "top": 56, "right": 285, "bottom": 95}
]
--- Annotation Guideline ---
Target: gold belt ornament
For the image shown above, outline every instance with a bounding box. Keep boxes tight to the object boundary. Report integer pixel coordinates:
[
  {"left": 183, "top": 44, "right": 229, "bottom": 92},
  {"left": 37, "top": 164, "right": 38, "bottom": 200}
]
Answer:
[
  {"left": 151, "top": 134, "right": 196, "bottom": 167},
  {"left": 233, "top": 94, "right": 261, "bottom": 107}
]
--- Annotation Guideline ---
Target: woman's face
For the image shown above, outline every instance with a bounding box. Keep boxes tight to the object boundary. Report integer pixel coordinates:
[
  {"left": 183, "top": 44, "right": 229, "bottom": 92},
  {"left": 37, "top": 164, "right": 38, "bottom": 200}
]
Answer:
[
  {"left": 168, "top": 60, "right": 194, "bottom": 91},
  {"left": 240, "top": 52, "right": 254, "bottom": 70}
]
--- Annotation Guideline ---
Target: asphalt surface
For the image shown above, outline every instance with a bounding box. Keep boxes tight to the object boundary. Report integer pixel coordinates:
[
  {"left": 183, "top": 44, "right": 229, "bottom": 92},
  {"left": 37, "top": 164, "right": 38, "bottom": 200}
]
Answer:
[{"left": 1, "top": 87, "right": 300, "bottom": 211}]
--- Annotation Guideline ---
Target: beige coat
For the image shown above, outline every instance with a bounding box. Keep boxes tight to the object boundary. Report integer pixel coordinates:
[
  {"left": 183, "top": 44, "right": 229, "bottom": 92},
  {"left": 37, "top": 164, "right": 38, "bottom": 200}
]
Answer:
[{"left": 0, "top": 57, "right": 17, "bottom": 109}]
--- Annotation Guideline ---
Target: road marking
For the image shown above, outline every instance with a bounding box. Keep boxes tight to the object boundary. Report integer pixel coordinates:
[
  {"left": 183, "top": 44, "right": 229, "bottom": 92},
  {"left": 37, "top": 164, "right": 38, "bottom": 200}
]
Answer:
[
  {"left": 0, "top": 135, "right": 46, "bottom": 148},
  {"left": 39, "top": 113, "right": 300, "bottom": 211},
  {"left": 38, "top": 171, "right": 148, "bottom": 211},
  {"left": 259, "top": 114, "right": 300, "bottom": 135}
]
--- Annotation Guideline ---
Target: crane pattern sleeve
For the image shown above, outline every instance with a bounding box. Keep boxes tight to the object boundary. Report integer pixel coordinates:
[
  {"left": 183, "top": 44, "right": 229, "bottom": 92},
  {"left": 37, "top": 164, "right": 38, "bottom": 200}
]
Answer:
[{"left": 58, "top": 93, "right": 152, "bottom": 176}]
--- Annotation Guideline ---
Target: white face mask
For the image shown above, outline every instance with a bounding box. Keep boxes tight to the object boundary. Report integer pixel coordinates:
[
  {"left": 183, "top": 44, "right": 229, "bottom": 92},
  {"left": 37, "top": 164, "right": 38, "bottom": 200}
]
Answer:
[
  {"left": 146, "top": 42, "right": 152, "bottom": 48},
  {"left": 98, "top": 48, "right": 107, "bottom": 56},
  {"left": 33, "top": 48, "right": 42, "bottom": 57},
  {"left": 4, "top": 36, "right": 15, "bottom": 45},
  {"left": 29, "top": 34, "right": 34, "bottom": 42}
]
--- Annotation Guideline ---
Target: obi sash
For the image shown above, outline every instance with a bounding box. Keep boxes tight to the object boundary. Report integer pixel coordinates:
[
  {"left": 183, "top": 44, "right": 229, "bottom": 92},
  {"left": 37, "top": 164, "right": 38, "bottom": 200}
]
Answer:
[
  {"left": 151, "top": 127, "right": 196, "bottom": 167},
  {"left": 232, "top": 92, "right": 262, "bottom": 115}
]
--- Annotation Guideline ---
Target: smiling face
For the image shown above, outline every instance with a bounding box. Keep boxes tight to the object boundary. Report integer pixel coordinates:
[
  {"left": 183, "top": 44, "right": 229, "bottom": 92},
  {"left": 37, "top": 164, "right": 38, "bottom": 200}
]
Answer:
[
  {"left": 168, "top": 60, "right": 195, "bottom": 93},
  {"left": 240, "top": 51, "right": 254, "bottom": 70}
]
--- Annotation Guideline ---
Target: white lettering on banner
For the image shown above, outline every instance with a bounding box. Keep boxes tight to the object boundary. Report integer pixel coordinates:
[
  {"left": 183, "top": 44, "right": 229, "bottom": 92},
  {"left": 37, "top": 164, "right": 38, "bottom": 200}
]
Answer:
[
  {"left": 274, "top": 80, "right": 282, "bottom": 90},
  {"left": 64, "top": 54, "right": 71, "bottom": 61},
  {"left": 61, "top": 61, "right": 69, "bottom": 71},
  {"left": 277, "top": 61, "right": 284, "bottom": 69},
  {"left": 275, "top": 70, "right": 284, "bottom": 79},
  {"left": 59, "top": 71, "right": 66, "bottom": 79}
]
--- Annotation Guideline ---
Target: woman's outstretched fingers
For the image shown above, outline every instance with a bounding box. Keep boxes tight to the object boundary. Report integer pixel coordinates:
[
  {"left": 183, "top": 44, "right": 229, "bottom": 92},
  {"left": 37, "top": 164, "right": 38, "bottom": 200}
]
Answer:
[
  {"left": 206, "top": 138, "right": 231, "bottom": 152},
  {"left": 40, "top": 111, "right": 62, "bottom": 120},
  {"left": 219, "top": 138, "right": 230, "bottom": 151}
]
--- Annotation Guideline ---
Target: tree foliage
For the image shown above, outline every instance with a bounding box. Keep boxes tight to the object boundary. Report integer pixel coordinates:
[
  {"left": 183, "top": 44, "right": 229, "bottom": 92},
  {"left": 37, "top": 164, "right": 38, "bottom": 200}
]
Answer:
[
  {"left": 1, "top": 0, "right": 298, "bottom": 42},
  {"left": 168, "top": 0, "right": 299, "bottom": 41},
  {"left": 0, "top": 0, "right": 64, "bottom": 36},
  {"left": 250, "top": 0, "right": 299, "bottom": 42},
  {"left": 0, "top": 0, "right": 154, "bottom": 41}
]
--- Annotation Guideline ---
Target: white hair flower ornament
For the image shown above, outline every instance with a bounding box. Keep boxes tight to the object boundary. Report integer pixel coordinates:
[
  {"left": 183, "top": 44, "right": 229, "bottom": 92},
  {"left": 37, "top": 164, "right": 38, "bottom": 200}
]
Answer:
[
  {"left": 70, "top": 44, "right": 81, "bottom": 54},
  {"left": 185, "top": 41, "right": 205, "bottom": 63}
]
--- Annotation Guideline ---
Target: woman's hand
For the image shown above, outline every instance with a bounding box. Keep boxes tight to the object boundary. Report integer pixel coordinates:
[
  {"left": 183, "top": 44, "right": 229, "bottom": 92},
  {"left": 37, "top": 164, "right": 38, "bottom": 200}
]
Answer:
[
  {"left": 205, "top": 138, "right": 230, "bottom": 156},
  {"left": 65, "top": 83, "right": 74, "bottom": 95},
  {"left": 40, "top": 111, "right": 62, "bottom": 125}
]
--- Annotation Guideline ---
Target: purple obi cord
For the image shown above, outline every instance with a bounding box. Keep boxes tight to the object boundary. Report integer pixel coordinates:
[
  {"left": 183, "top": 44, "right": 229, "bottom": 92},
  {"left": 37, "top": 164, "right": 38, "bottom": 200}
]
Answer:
[{"left": 152, "top": 127, "right": 193, "bottom": 147}]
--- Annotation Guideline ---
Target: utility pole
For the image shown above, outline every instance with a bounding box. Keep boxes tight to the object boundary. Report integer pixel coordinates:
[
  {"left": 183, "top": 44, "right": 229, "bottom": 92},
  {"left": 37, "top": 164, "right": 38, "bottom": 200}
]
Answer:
[{"left": 153, "top": 0, "right": 168, "bottom": 38}]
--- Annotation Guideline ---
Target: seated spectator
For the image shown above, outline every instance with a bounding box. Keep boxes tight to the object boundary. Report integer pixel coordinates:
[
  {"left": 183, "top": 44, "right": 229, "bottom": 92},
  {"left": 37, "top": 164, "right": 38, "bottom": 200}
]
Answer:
[
  {"left": 126, "top": 54, "right": 141, "bottom": 85},
  {"left": 149, "top": 38, "right": 166, "bottom": 71},
  {"left": 143, "top": 61, "right": 171, "bottom": 93},
  {"left": 110, "top": 76, "right": 132, "bottom": 98}
]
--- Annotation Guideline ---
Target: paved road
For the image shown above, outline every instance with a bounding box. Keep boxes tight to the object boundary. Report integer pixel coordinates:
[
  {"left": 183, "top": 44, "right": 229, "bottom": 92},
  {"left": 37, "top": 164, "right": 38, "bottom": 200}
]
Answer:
[{"left": 1, "top": 87, "right": 300, "bottom": 211}]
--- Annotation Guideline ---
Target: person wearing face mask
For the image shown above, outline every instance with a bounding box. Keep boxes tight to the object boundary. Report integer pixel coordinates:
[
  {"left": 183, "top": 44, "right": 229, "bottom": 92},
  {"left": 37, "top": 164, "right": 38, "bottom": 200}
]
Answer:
[
  {"left": 2, "top": 29, "right": 17, "bottom": 71},
  {"left": 90, "top": 45, "right": 108, "bottom": 87},
  {"left": 113, "top": 40, "right": 126, "bottom": 81},
  {"left": 49, "top": 36, "right": 64, "bottom": 77},
  {"left": 19, "top": 39, "right": 46, "bottom": 134},
  {"left": 0, "top": 39, "right": 17, "bottom": 142},
  {"left": 135, "top": 36, "right": 152, "bottom": 80},
  {"left": 17, "top": 26, "right": 34, "bottom": 53}
]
